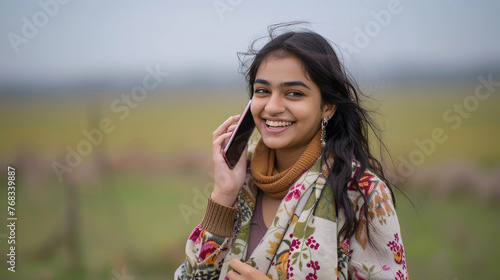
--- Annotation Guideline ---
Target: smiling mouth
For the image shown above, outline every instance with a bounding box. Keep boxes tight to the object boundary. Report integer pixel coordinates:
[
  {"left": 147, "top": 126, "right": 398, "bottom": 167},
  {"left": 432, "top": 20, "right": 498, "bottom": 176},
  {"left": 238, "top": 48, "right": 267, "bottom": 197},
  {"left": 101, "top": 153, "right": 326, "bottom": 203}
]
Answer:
[{"left": 265, "top": 119, "right": 294, "bottom": 129}]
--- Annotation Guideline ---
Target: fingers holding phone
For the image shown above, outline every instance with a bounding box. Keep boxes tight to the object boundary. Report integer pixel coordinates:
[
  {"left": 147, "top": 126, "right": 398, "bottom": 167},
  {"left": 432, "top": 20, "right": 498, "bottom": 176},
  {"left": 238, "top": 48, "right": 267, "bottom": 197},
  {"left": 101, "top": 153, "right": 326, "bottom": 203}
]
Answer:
[
  {"left": 212, "top": 115, "right": 240, "bottom": 142},
  {"left": 211, "top": 100, "right": 255, "bottom": 207},
  {"left": 211, "top": 115, "right": 247, "bottom": 207},
  {"left": 220, "top": 123, "right": 238, "bottom": 148}
]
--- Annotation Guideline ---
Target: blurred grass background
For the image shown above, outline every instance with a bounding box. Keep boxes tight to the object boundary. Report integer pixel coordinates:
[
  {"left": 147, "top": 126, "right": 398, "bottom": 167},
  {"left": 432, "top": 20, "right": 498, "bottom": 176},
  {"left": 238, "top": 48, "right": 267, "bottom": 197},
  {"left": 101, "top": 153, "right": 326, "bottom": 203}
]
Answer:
[{"left": 0, "top": 83, "right": 499, "bottom": 280}]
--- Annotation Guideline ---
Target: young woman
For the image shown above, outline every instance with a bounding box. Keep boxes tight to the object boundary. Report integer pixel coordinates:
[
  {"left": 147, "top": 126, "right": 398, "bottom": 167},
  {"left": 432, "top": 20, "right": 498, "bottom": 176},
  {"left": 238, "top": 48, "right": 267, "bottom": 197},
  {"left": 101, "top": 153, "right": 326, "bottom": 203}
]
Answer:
[{"left": 175, "top": 25, "right": 408, "bottom": 280}]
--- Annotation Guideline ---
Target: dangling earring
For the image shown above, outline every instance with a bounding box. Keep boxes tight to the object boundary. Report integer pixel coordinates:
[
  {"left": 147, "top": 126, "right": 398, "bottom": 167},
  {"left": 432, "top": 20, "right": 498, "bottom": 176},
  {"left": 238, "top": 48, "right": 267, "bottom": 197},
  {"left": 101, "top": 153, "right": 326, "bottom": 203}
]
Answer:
[{"left": 320, "top": 115, "right": 330, "bottom": 147}]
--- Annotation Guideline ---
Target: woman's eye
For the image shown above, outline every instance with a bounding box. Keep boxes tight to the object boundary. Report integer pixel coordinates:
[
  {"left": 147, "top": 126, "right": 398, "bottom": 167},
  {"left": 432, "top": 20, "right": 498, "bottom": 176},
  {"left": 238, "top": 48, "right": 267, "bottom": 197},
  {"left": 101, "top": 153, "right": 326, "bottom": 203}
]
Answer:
[
  {"left": 253, "top": 88, "right": 269, "bottom": 94},
  {"left": 287, "top": 91, "right": 304, "bottom": 97}
]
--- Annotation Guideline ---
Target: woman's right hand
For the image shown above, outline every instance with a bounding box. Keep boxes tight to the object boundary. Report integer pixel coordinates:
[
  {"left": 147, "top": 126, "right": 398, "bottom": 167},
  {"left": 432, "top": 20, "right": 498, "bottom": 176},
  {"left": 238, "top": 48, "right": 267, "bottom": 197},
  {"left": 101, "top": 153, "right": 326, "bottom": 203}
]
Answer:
[{"left": 211, "top": 115, "right": 249, "bottom": 207}]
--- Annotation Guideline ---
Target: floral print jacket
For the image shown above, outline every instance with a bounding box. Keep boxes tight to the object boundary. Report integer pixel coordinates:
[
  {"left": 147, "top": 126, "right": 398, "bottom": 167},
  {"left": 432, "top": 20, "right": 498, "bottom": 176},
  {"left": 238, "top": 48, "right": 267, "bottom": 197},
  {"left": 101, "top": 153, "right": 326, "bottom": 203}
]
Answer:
[{"left": 175, "top": 155, "right": 408, "bottom": 280}]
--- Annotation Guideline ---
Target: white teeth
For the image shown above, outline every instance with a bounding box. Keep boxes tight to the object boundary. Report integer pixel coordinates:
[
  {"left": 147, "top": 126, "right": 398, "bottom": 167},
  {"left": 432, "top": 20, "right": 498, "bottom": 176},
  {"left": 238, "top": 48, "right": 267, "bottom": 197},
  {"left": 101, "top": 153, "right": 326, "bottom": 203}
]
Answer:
[{"left": 265, "top": 120, "right": 293, "bottom": 128}]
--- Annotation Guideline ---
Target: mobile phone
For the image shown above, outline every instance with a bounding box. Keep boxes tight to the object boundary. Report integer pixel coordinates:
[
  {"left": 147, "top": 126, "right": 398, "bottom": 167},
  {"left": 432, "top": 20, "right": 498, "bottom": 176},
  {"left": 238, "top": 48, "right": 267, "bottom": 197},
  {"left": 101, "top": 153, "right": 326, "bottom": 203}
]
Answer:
[{"left": 223, "top": 99, "right": 255, "bottom": 169}]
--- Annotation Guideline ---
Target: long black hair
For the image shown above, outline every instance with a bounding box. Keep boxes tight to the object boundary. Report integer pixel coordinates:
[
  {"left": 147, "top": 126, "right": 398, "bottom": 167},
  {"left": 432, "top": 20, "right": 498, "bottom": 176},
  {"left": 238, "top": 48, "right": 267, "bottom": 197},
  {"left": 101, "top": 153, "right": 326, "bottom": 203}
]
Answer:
[{"left": 238, "top": 23, "right": 395, "bottom": 242}]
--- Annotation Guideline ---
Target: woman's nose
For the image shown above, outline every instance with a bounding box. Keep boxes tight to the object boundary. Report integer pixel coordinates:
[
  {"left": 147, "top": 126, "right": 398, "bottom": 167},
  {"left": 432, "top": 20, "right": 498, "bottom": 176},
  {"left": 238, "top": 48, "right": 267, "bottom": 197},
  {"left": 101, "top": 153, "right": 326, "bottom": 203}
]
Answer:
[{"left": 264, "top": 94, "right": 285, "bottom": 115}]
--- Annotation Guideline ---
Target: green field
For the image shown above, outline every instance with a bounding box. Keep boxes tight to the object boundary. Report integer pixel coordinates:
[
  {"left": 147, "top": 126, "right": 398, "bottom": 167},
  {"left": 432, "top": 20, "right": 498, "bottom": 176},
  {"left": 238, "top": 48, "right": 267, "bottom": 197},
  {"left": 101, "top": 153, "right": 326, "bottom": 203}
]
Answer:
[{"left": 0, "top": 83, "right": 499, "bottom": 279}]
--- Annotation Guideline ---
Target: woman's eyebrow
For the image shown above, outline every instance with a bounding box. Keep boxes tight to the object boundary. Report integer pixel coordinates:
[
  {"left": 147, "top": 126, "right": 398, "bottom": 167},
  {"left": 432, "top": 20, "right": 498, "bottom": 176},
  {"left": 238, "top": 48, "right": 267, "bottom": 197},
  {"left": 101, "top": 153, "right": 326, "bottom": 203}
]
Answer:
[
  {"left": 254, "top": 79, "right": 311, "bottom": 90},
  {"left": 282, "top": 81, "right": 310, "bottom": 90},
  {"left": 254, "top": 79, "right": 270, "bottom": 86}
]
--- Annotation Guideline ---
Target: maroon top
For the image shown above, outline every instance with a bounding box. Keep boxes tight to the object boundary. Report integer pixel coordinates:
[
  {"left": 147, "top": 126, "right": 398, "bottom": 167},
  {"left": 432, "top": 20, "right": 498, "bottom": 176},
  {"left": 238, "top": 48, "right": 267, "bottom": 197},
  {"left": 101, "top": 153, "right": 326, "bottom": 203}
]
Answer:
[{"left": 245, "top": 189, "right": 268, "bottom": 260}]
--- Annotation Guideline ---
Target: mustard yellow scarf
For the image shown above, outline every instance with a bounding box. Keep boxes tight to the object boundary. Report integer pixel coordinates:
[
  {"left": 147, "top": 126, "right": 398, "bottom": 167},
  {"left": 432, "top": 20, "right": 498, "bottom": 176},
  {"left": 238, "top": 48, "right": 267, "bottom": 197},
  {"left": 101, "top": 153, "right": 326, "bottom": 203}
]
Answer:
[{"left": 250, "top": 130, "right": 323, "bottom": 199}]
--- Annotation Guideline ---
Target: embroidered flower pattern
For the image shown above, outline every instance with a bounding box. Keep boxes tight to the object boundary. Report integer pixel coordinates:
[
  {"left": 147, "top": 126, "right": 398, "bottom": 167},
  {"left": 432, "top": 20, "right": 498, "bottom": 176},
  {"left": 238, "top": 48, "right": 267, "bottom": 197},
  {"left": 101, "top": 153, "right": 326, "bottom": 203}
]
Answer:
[
  {"left": 273, "top": 251, "right": 289, "bottom": 280},
  {"left": 395, "top": 270, "right": 407, "bottom": 280},
  {"left": 286, "top": 258, "right": 294, "bottom": 279},
  {"left": 284, "top": 183, "right": 305, "bottom": 202},
  {"left": 306, "top": 236, "right": 320, "bottom": 250},
  {"left": 290, "top": 238, "right": 301, "bottom": 252},
  {"left": 305, "top": 260, "right": 320, "bottom": 280},
  {"left": 288, "top": 229, "right": 323, "bottom": 278},
  {"left": 199, "top": 240, "right": 220, "bottom": 263},
  {"left": 387, "top": 233, "right": 406, "bottom": 270},
  {"left": 387, "top": 233, "right": 408, "bottom": 279},
  {"left": 188, "top": 225, "right": 202, "bottom": 244},
  {"left": 369, "top": 181, "right": 395, "bottom": 226}
]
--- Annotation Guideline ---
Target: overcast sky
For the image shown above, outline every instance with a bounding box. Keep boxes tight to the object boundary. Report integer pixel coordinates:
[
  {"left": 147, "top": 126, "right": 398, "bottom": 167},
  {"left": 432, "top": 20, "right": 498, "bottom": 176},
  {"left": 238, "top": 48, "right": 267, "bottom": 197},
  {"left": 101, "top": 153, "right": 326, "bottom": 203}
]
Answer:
[{"left": 1, "top": 0, "right": 499, "bottom": 88}]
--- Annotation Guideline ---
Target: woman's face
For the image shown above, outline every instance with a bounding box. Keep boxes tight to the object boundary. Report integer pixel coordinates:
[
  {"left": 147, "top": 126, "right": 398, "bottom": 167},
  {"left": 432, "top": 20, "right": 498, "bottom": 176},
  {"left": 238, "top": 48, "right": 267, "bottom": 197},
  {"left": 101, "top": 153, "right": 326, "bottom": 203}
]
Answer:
[{"left": 251, "top": 55, "right": 335, "bottom": 154}]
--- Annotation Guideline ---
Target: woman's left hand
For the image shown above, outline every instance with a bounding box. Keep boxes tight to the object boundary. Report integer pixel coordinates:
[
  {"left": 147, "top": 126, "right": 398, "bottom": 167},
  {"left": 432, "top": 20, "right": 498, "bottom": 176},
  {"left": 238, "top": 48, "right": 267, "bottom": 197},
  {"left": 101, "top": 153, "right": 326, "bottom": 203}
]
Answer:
[{"left": 226, "top": 259, "right": 269, "bottom": 280}]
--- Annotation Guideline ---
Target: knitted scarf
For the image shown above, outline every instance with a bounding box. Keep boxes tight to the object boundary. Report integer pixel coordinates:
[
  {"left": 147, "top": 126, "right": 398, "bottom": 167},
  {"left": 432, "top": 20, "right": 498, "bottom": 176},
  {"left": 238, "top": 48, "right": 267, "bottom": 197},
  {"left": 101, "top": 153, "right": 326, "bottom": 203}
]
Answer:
[{"left": 251, "top": 130, "right": 323, "bottom": 199}]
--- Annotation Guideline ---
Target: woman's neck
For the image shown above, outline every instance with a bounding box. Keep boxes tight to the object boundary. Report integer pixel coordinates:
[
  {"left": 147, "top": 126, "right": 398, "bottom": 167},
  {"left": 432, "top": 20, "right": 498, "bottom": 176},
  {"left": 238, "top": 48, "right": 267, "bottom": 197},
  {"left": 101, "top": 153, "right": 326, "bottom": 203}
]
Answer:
[{"left": 274, "top": 146, "right": 307, "bottom": 173}]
